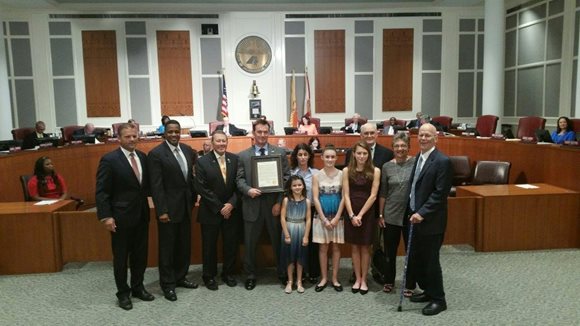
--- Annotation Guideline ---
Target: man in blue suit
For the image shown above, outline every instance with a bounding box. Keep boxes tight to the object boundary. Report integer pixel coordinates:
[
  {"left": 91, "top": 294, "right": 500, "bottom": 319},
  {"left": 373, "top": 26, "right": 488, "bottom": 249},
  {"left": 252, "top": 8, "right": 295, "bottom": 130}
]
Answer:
[
  {"left": 96, "top": 123, "right": 153, "bottom": 310},
  {"left": 407, "top": 123, "right": 453, "bottom": 316}
]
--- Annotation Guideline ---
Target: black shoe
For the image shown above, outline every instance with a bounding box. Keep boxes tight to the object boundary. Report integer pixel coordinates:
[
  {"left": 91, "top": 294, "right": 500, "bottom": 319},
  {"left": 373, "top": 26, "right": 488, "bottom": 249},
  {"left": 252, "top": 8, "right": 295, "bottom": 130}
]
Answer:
[
  {"left": 314, "top": 282, "right": 328, "bottom": 292},
  {"left": 351, "top": 286, "right": 359, "bottom": 294},
  {"left": 410, "top": 293, "right": 431, "bottom": 303},
  {"left": 131, "top": 289, "right": 155, "bottom": 301},
  {"left": 348, "top": 272, "right": 356, "bottom": 284},
  {"left": 333, "top": 283, "right": 343, "bottom": 292},
  {"left": 245, "top": 278, "right": 256, "bottom": 290},
  {"left": 360, "top": 288, "right": 369, "bottom": 295},
  {"left": 422, "top": 301, "right": 447, "bottom": 316},
  {"left": 204, "top": 278, "right": 218, "bottom": 291},
  {"left": 221, "top": 275, "right": 237, "bottom": 287},
  {"left": 118, "top": 296, "right": 133, "bottom": 310},
  {"left": 163, "top": 289, "right": 177, "bottom": 301},
  {"left": 176, "top": 278, "right": 198, "bottom": 289}
]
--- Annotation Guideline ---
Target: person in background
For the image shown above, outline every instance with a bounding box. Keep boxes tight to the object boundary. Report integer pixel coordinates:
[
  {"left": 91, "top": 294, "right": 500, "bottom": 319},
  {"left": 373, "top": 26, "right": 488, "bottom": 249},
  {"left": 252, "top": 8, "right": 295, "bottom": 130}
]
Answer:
[
  {"left": 27, "top": 156, "right": 68, "bottom": 201},
  {"left": 73, "top": 123, "right": 96, "bottom": 136},
  {"left": 156, "top": 115, "right": 170, "bottom": 134},
  {"left": 277, "top": 138, "right": 291, "bottom": 154},
  {"left": 407, "top": 112, "right": 424, "bottom": 129},
  {"left": 298, "top": 115, "right": 318, "bottom": 135},
  {"left": 312, "top": 145, "right": 345, "bottom": 293},
  {"left": 383, "top": 117, "right": 401, "bottom": 135},
  {"left": 290, "top": 143, "right": 320, "bottom": 283},
  {"left": 22, "top": 121, "right": 50, "bottom": 149},
  {"left": 216, "top": 116, "right": 244, "bottom": 136},
  {"left": 198, "top": 138, "right": 213, "bottom": 156},
  {"left": 551, "top": 116, "right": 575, "bottom": 144},
  {"left": 377, "top": 132, "right": 417, "bottom": 297},
  {"left": 343, "top": 141, "right": 381, "bottom": 295},
  {"left": 342, "top": 113, "right": 362, "bottom": 134},
  {"left": 308, "top": 137, "right": 321, "bottom": 152}
]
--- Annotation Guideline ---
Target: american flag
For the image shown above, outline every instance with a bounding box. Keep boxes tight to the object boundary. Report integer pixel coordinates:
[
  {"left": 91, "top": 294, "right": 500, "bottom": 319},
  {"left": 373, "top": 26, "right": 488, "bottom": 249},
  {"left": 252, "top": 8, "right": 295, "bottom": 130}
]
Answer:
[{"left": 221, "top": 74, "right": 228, "bottom": 118}]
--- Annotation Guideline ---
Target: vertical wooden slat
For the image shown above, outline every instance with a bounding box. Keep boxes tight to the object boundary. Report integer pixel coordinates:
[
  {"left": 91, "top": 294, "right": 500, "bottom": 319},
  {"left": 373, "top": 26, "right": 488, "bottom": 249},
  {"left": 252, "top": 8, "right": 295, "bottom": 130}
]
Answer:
[
  {"left": 382, "top": 29, "right": 413, "bottom": 111},
  {"left": 82, "top": 31, "right": 121, "bottom": 117},
  {"left": 315, "top": 30, "right": 345, "bottom": 113},
  {"left": 156, "top": 31, "right": 194, "bottom": 116}
]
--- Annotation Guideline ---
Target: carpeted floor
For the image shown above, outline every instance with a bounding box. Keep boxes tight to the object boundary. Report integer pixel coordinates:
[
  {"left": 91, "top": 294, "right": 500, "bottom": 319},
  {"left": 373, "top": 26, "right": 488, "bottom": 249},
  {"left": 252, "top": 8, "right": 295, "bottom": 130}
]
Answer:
[{"left": 1, "top": 246, "right": 579, "bottom": 325}]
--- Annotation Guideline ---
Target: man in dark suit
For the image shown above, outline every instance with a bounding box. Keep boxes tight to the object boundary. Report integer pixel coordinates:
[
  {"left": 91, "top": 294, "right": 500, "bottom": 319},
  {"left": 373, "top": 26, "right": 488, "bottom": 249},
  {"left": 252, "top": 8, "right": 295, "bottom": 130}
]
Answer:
[
  {"left": 345, "top": 122, "right": 394, "bottom": 284},
  {"left": 148, "top": 120, "right": 198, "bottom": 301},
  {"left": 406, "top": 112, "right": 424, "bottom": 129},
  {"left": 406, "top": 123, "right": 452, "bottom": 316},
  {"left": 96, "top": 123, "right": 154, "bottom": 310},
  {"left": 73, "top": 123, "right": 96, "bottom": 136},
  {"left": 215, "top": 116, "right": 245, "bottom": 136},
  {"left": 198, "top": 138, "right": 213, "bottom": 156},
  {"left": 22, "top": 121, "right": 50, "bottom": 149},
  {"left": 194, "top": 130, "right": 240, "bottom": 290},
  {"left": 236, "top": 119, "right": 290, "bottom": 290},
  {"left": 341, "top": 113, "right": 362, "bottom": 133}
]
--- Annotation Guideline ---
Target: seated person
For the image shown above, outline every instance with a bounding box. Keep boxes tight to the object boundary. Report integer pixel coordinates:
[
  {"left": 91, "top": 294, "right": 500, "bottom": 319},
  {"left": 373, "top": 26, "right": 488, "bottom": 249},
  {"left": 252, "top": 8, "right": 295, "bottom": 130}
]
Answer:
[
  {"left": 22, "top": 121, "right": 50, "bottom": 149},
  {"left": 157, "top": 115, "right": 170, "bottom": 133},
  {"left": 259, "top": 115, "right": 275, "bottom": 135},
  {"left": 127, "top": 119, "right": 137, "bottom": 124},
  {"left": 198, "top": 138, "right": 213, "bottom": 156},
  {"left": 216, "top": 116, "right": 245, "bottom": 136},
  {"left": 406, "top": 112, "right": 424, "bottom": 129},
  {"left": 383, "top": 117, "right": 404, "bottom": 135},
  {"left": 277, "top": 138, "right": 291, "bottom": 154},
  {"left": 341, "top": 113, "right": 362, "bottom": 133},
  {"left": 420, "top": 114, "right": 444, "bottom": 132},
  {"left": 73, "top": 123, "right": 96, "bottom": 136},
  {"left": 27, "top": 156, "right": 68, "bottom": 200},
  {"left": 298, "top": 115, "right": 318, "bottom": 135},
  {"left": 308, "top": 136, "right": 321, "bottom": 152},
  {"left": 551, "top": 116, "right": 576, "bottom": 144}
]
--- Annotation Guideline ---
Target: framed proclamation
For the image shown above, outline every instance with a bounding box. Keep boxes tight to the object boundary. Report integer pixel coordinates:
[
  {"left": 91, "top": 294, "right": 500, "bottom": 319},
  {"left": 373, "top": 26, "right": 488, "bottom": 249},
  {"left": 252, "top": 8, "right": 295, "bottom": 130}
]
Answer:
[{"left": 251, "top": 154, "right": 284, "bottom": 193}]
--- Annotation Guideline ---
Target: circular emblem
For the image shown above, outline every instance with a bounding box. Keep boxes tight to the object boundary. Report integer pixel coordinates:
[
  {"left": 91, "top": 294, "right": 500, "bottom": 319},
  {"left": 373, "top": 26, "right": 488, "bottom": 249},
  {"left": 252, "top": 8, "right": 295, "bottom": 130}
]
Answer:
[{"left": 235, "top": 36, "right": 272, "bottom": 74}]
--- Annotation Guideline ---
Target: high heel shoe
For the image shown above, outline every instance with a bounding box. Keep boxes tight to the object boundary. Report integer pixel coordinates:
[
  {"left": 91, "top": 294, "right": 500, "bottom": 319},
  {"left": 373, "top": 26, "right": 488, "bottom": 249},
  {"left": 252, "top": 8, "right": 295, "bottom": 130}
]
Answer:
[
  {"left": 351, "top": 286, "right": 360, "bottom": 294},
  {"left": 360, "top": 288, "right": 368, "bottom": 295}
]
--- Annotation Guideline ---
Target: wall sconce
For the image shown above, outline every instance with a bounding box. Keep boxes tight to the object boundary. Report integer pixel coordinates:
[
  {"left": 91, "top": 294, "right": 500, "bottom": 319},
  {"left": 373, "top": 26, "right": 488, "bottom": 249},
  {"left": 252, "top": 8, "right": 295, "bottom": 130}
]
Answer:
[{"left": 251, "top": 80, "right": 260, "bottom": 98}]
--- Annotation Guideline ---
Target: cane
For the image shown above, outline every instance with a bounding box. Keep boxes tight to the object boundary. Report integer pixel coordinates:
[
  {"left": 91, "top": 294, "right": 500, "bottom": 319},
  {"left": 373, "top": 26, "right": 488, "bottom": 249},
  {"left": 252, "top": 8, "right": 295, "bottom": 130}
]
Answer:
[{"left": 397, "top": 222, "right": 414, "bottom": 312}]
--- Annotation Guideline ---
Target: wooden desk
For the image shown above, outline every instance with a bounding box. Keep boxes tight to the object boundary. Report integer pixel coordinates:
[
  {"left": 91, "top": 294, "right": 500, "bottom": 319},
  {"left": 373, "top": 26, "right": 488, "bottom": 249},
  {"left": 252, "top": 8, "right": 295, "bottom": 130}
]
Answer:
[
  {"left": 456, "top": 183, "right": 579, "bottom": 252},
  {"left": 0, "top": 200, "right": 76, "bottom": 274}
]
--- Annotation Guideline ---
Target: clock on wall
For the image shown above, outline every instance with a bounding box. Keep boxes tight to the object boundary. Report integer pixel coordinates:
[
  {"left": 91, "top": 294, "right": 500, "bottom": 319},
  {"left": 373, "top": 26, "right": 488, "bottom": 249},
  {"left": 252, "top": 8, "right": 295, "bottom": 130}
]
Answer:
[{"left": 235, "top": 36, "right": 272, "bottom": 74}]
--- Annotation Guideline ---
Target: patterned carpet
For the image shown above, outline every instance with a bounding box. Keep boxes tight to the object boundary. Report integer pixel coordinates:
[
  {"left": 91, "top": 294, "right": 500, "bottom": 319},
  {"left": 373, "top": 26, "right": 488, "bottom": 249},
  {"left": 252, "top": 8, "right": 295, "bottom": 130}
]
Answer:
[{"left": 1, "top": 246, "right": 578, "bottom": 325}]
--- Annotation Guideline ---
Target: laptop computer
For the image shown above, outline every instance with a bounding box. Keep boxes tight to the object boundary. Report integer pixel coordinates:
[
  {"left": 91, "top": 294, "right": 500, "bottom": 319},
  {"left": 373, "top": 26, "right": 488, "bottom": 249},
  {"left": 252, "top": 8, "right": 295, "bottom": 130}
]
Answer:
[
  {"left": 72, "top": 134, "right": 96, "bottom": 144},
  {"left": 319, "top": 126, "right": 333, "bottom": 134},
  {"left": 535, "top": 129, "right": 553, "bottom": 143},
  {"left": 284, "top": 127, "right": 297, "bottom": 135}
]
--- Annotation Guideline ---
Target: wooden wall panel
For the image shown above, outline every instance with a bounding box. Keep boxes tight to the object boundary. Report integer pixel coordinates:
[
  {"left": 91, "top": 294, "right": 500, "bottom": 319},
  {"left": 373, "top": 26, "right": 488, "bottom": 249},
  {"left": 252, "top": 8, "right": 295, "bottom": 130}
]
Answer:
[
  {"left": 382, "top": 29, "right": 413, "bottom": 111},
  {"left": 314, "top": 30, "right": 345, "bottom": 113},
  {"left": 82, "top": 31, "right": 121, "bottom": 117},
  {"left": 156, "top": 31, "right": 194, "bottom": 116}
]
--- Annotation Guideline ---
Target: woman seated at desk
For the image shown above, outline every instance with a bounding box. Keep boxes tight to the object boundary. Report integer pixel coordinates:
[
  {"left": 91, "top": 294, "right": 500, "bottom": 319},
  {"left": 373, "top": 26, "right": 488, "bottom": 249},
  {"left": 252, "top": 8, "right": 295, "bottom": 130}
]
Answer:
[
  {"left": 27, "top": 156, "right": 68, "bottom": 201},
  {"left": 551, "top": 116, "right": 576, "bottom": 144},
  {"left": 298, "top": 115, "right": 318, "bottom": 135}
]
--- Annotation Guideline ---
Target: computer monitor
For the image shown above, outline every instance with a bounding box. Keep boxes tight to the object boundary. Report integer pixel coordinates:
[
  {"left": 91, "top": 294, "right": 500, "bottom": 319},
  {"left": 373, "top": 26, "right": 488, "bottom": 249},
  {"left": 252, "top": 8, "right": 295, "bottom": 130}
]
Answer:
[
  {"left": 535, "top": 129, "right": 553, "bottom": 143},
  {"left": 319, "top": 126, "right": 333, "bottom": 134},
  {"left": 284, "top": 127, "right": 297, "bottom": 135},
  {"left": 190, "top": 130, "right": 208, "bottom": 138},
  {"left": 231, "top": 129, "right": 247, "bottom": 136},
  {"left": 72, "top": 134, "right": 96, "bottom": 144},
  {"left": 0, "top": 140, "right": 22, "bottom": 151}
]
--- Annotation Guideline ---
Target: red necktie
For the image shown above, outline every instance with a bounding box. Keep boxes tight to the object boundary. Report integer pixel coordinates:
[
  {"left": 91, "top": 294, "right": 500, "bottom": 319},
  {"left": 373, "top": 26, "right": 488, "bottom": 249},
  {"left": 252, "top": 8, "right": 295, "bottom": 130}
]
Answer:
[{"left": 129, "top": 152, "right": 141, "bottom": 183}]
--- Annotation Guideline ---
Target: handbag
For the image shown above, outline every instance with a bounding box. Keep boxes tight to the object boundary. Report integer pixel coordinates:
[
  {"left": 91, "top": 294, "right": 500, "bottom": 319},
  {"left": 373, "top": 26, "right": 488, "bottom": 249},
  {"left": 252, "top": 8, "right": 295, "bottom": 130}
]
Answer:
[{"left": 371, "top": 229, "right": 388, "bottom": 284}]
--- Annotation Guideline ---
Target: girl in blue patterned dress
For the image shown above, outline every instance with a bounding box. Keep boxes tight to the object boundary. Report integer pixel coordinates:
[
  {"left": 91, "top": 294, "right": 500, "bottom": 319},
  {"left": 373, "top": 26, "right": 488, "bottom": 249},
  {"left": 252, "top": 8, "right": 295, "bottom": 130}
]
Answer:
[{"left": 280, "top": 175, "right": 311, "bottom": 294}]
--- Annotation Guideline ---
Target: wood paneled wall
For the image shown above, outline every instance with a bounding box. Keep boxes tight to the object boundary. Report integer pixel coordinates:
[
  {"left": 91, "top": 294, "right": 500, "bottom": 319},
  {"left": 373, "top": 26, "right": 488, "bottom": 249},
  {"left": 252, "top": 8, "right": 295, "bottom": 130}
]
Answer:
[
  {"left": 156, "top": 31, "right": 194, "bottom": 117},
  {"left": 314, "top": 30, "right": 345, "bottom": 113},
  {"left": 82, "top": 31, "right": 121, "bottom": 117},
  {"left": 382, "top": 29, "right": 413, "bottom": 111}
]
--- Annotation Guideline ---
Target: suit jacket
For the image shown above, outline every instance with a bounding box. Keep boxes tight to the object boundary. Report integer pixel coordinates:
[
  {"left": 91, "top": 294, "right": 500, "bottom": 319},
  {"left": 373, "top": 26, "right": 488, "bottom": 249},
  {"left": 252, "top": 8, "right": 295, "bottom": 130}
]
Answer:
[
  {"left": 216, "top": 124, "right": 245, "bottom": 136},
  {"left": 345, "top": 143, "right": 394, "bottom": 170},
  {"left": 22, "top": 132, "right": 50, "bottom": 150},
  {"left": 236, "top": 144, "right": 290, "bottom": 222},
  {"left": 194, "top": 151, "right": 239, "bottom": 225},
  {"left": 406, "top": 148, "right": 452, "bottom": 236},
  {"left": 148, "top": 141, "right": 197, "bottom": 223},
  {"left": 95, "top": 148, "right": 150, "bottom": 229},
  {"left": 407, "top": 119, "right": 421, "bottom": 129},
  {"left": 341, "top": 123, "right": 361, "bottom": 134}
]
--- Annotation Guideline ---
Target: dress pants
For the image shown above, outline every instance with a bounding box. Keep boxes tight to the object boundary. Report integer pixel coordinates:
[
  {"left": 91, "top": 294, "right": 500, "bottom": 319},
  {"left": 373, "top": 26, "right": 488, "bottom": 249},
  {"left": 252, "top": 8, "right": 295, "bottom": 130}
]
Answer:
[
  {"left": 111, "top": 221, "right": 149, "bottom": 298},
  {"left": 201, "top": 215, "right": 240, "bottom": 278},
  {"left": 383, "top": 224, "right": 416, "bottom": 288},
  {"left": 410, "top": 233, "right": 445, "bottom": 302},
  {"left": 158, "top": 217, "right": 191, "bottom": 291},
  {"left": 243, "top": 196, "right": 283, "bottom": 279}
]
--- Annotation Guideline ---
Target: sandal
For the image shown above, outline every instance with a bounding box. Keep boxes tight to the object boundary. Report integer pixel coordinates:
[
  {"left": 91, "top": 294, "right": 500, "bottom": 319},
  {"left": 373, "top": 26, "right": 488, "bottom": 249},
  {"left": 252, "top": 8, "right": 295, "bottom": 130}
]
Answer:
[
  {"left": 403, "top": 289, "right": 414, "bottom": 297},
  {"left": 284, "top": 282, "right": 293, "bottom": 294},
  {"left": 382, "top": 284, "right": 394, "bottom": 293}
]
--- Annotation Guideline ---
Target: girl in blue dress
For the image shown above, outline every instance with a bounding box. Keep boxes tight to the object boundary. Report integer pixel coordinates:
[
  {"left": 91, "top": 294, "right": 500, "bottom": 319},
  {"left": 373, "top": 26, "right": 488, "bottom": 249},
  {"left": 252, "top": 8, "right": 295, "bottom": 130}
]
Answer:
[{"left": 280, "top": 175, "right": 311, "bottom": 294}]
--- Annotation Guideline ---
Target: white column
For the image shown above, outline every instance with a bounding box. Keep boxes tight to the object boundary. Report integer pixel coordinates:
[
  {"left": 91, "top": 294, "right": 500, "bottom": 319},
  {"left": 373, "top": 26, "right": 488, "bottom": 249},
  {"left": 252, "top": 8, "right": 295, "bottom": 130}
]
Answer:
[
  {"left": 0, "top": 21, "right": 14, "bottom": 139},
  {"left": 481, "top": 0, "right": 505, "bottom": 131}
]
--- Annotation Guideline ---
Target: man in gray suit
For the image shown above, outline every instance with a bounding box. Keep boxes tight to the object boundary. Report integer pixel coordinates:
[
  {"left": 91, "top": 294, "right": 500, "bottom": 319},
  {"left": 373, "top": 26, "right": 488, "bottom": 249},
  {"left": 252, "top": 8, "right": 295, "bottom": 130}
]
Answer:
[{"left": 237, "top": 119, "right": 290, "bottom": 290}]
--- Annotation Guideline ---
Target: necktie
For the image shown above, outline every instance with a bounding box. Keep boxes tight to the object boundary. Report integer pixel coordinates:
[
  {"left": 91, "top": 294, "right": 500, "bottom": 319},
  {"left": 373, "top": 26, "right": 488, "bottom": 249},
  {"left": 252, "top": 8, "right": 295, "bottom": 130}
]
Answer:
[
  {"left": 129, "top": 152, "right": 141, "bottom": 183},
  {"left": 219, "top": 155, "right": 227, "bottom": 182},
  {"left": 174, "top": 148, "right": 187, "bottom": 179},
  {"left": 259, "top": 147, "right": 266, "bottom": 156},
  {"left": 410, "top": 155, "right": 424, "bottom": 211},
  {"left": 371, "top": 146, "right": 375, "bottom": 159}
]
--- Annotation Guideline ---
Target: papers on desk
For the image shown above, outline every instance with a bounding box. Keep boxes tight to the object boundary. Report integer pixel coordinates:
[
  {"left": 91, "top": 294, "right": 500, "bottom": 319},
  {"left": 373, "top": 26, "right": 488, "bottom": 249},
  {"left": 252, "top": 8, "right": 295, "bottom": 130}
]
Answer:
[
  {"left": 515, "top": 184, "right": 539, "bottom": 189},
  {"left": 34, "top": 199, "right": 60, "bottom": 205}
]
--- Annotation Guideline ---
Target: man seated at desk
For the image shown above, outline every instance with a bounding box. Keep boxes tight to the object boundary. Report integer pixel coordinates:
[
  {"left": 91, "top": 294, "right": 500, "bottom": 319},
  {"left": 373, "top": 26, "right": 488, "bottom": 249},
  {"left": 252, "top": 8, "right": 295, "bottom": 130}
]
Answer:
[
  {"left": 341, "top": 113, "right": 362, "bottom": 134},
  {"left": 73, "top": 123, "right": 96, "bottom": 136},
  {"left": 22, "top": 121, "right": 51, "bottom": 149},
  {"left": 216, "top": 117, "right": 245, "bottom": 136},
  {"left": 383, "top": 117, "right": 405, "bottom": 135}
]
